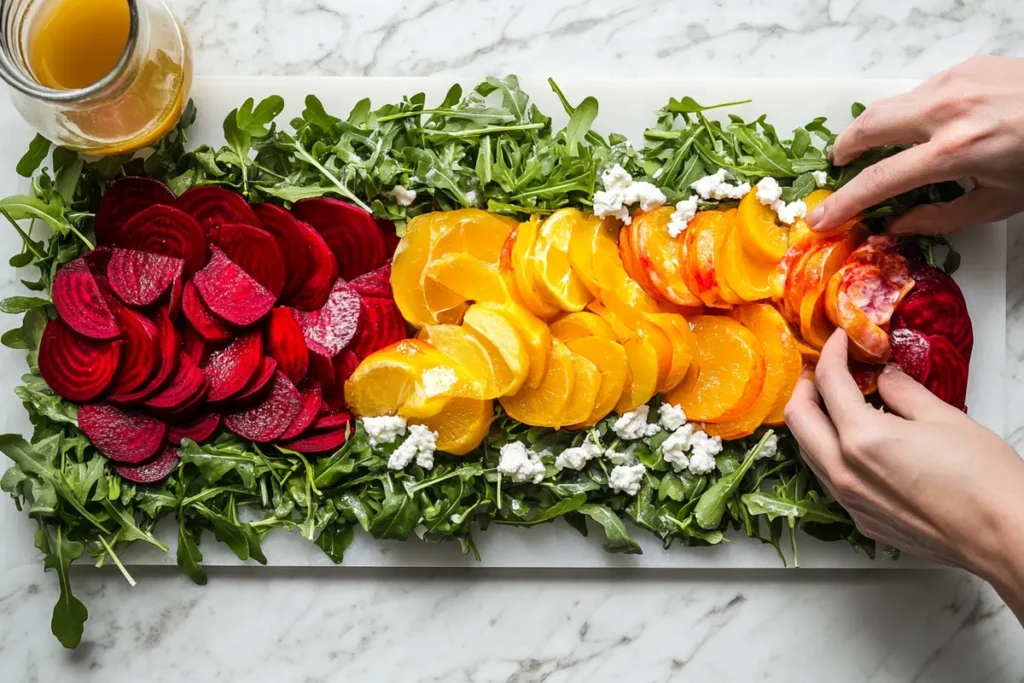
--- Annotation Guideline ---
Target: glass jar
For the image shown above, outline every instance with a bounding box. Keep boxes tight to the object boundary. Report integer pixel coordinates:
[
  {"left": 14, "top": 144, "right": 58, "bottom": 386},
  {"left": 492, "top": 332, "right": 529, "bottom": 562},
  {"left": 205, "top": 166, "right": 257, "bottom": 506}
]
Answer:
[{"left": 0, "top": 0, "right": 192, "bottom": 155}]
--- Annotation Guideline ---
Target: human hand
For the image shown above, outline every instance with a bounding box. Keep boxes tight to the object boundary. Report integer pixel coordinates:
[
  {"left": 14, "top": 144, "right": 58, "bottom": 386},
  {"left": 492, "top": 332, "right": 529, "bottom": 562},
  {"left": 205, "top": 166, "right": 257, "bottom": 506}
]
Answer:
[
  {"left": 807, "top": 56, "right": 1024, "bottom": 235},
  {"left": 784, "top": 330, "right": 1024, "bottom": 580}
]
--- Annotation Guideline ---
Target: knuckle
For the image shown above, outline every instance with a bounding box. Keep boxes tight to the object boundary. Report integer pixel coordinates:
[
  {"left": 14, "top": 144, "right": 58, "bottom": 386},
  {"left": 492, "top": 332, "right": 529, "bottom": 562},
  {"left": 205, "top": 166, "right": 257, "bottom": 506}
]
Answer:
[{"left": 830, "top": 471, "right": 861, "bottom": 500}]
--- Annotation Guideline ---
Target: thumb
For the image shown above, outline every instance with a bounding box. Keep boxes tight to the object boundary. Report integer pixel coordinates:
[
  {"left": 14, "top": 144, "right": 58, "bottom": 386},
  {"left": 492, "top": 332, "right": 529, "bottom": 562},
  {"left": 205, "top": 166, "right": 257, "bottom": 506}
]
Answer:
[
  {"left": 876, "top": 364, "right": 958, "bottom": 421},
  {"left": 887, "top": 188, "right": 1015, "bottom": 235}
]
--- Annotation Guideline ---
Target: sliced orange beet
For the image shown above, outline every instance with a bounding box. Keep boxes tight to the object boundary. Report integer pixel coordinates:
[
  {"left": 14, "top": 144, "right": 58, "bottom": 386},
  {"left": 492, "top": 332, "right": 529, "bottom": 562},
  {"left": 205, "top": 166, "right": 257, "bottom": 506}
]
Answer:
[
  {"left": 350, "top": 263, "right": 393, "bottom": 299},
  {"left": 107, "top": 248, "right": 184, "bottom": 308},
  {"left": 252, "top": 203, "right": 338, "bottom": 310},
  {"left": 94, "top": 177, "right": 176, "bottom": 246},
  {"left": 118, "top": 205, "right": 208, "bottom": 280},
  {"left": 212, "top": 223, "right": 287, "bottom": 297},
  {"left": 295, "top": 279, "right": 362, "bottom": 357},
  {"left": 78, "top": 403, "right": 167, "bottom": 464},
  {"left": 193, "top": 248, "right": 276, "bottom": 327},
  {"left": 349, "top": 296, "right": 406, "bottom": 359},
  {"left": 266, "top": 308, "right": 309, "bottom": 385},
  {"left": 293, "top": 197, "right": 385, "bottom": 281},
  {"left": 108, "top": 306, "right": 159, "bottom": 396},
  {"left": 202, "top": 331, "right": 263, "bottom": 403},
  {"left": 234, "top": 357, "right": 278, "bottom": 405},
  {"left": 176, "top": 185, "right": 260, "bottom": 235},
  {"left": 112, "top": 444, "right": 180, "bottom": 484},
  {"left": 278, "top": 380, "right": 323, "bottom": 441},
  {"left": 143, "top": 353, "right": 208, "bottom": 415},
  {"left": 224, "top": 372, "right": 302, "bottom": 442},
  {"left": 108, "top": 310, "right": 179, "bottom": 405},
  {"left": 182, "top": 280, "right": 233, "bottom": 343},
  {"left": 39, "top": 319, "right": 122, "bottom": 402},
  {"left": 53, "top": 259, "right": 120, "bottom": 340},
  {"left": 168, "top": 413, "right": 221, "bottom": 446}
]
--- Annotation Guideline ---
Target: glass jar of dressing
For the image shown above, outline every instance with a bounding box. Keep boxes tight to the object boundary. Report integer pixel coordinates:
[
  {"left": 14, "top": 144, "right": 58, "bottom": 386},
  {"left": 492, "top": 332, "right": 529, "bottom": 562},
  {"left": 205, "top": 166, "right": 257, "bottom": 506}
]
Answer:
[{"left": 0, "top": 0, "right": 192, "bottom": 155}]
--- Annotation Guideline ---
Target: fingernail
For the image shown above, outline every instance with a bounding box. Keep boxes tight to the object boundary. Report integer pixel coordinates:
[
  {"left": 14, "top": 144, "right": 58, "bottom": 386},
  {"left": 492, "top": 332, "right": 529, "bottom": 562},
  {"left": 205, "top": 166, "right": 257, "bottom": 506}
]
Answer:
[
  {"left": 827, "top": 146, "right": 836, "bottom": 164},
  {"left": 882, "top": 363, "right": 902, "bottom": 375},
  {"left": 806, "top": 205, "right": 825, "bottom": 229}
]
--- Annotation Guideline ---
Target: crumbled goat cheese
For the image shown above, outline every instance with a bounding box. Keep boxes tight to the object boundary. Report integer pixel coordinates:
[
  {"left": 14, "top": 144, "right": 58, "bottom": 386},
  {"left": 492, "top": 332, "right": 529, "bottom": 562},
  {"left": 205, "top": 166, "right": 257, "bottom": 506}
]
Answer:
[
  {"left": 756, "top": 433, "right": 780, "bottom": 460},
  {"left": 592, "top": 164, "right": 666, "bottom": 225},
  {"left": 662, "top": 423, "right": 695, "bottom": 472},
  {"left": 420, "top": 366, "right": 459, "bottom": 396},
  {"left": 363, "top": 415, "right": 408, "bottom": 447},
  {"left": 593, "top": 189, "right": 631, "bottom": 224},
  {"left": 624, "top": 181, "right": 667, "bottom": 211},
  {"left": 391, "top": 185, "right": 417, "bottom": 206},
  {"left": 608, "top": 464, "right": 646, "bottom": 496},
  {"left": 812, "top": 170, "right": 829, "bottom": 188},
  {"left": 687, "top": 431, "right": 723, "bottom": 475},
  {"left": 498, "top": 442, "right": 546, "bottom": 484},
  {"left": 612, "top": 405, "right": 661, "bottom": 440},
  {"left": 555, "top": 439, "right": 604, "bottom": 471},
  {"left": 658, "top": 403, "right": 688, "bottom": 431},
  {"left": 465, "top": 190, "right": 479, "bottom": 206},
  {"left": 605, "top": 443, "right": 637, "bottom": 466},
  {"left": 667, "top": 196, "right": 699, "bottom": 238},
  {"left": 756, "top": 177, "right": 784, "bottom": 205},
  {"left": 601, "top": 164, "right": 633, "bottom": 192},
  {"left": 691, "top": 169, "right": 751, "bottom": 201},
  {"left": 387, "top": 424, "right": 438, "bottom": 471},
  {"left": 772, "top": 199, "right": 807, "bottom": 226}
]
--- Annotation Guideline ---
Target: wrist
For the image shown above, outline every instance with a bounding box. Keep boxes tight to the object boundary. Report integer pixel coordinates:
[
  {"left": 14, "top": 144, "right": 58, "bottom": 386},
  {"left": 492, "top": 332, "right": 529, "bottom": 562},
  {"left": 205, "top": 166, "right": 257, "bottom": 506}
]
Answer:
[{"left": 964, "top": 467, "right": 1024, "bottom": 599}]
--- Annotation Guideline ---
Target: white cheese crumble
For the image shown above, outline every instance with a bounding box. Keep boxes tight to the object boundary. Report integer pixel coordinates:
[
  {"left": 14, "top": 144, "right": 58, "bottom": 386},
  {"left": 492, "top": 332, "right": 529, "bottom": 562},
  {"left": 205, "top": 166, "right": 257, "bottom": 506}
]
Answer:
[
  {"left": 687, "top": 432, "right": 723, "bottom": 475},
  {"left": 773, "top": 199, "right": 807, "bottom": 226},
  {"left": 755, "top": 177, "right": 783, "bottom": 205},
  {"left": 609, "top": 463, "right": 646, "bottom": 496},
  {"left": 756, "top": 433, "right": 780, "bottom": 460},
  {"left": 662, "top": 423, "right": 695, "bottom": 472},
  {"left": 363, "top": 415, "right": 407, "bottom": 447},
  {"left": 465, "top": 190, "right": 479, "bottom": 206},
  {"left": 624, "top": 181, "right": 668, "bottom": 211},
  {"left": 593, "top": 189, "right": 630, "bottom": 224},
  {"left": 691, "top": 169, "right": 751, "bottom": 201},
  {"left": 592, "top": 163, "right": 666, "bottom": 225},
  {"left": 612, "top": 405, "right": 661, "bottom": 441},
  {"left": 555, "top": 438, "right": 604, "bottom": 471},
  {"left": 667, "top": 196, "right": 699, "bottom": 238},
  {"left": 387, "top": 424, "right": 438, "bottom": 471},
  {"left": 756, "top": 177, "right": 808, "bottom": 226},
  {"left": 812, "top": 170, "right": 829, "bottom": 188},
  {"left": 657, "top": 403, "right": 688, "bottom": 432},
  {"left": 498, "top": 442, "right": 546, "bottom": 484},
  {"left": 390, "top": 185, "right": 417, "bottom": 206}
]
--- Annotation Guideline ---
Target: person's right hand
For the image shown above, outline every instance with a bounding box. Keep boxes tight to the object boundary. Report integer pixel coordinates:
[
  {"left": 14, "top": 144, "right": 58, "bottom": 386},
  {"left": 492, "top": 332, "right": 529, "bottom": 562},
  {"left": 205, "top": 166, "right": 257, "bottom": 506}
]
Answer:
[{"left": 807, "top": 56, "right": 1024, "bottom": 235}]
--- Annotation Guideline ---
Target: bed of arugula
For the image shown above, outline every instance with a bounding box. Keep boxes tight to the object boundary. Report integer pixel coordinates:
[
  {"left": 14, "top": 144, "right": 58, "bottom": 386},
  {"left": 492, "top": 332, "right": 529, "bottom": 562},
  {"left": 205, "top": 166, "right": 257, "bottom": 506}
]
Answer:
[{"left": 0, "top": 76, "right": 962, "bottom": 648}]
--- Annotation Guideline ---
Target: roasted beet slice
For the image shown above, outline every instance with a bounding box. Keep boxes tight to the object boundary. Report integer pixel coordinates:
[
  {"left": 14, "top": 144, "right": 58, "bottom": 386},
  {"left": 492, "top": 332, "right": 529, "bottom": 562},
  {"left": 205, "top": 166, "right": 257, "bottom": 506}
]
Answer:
[
  {"left": 376, "top": 218, "right": 400, "bottom": 259},
  {"left": 252, "top": 203, "right": 337, "bottom": 310},
  {"left": 167, "top": 274, "right": 183, "bottom": 322},
  {"left": 350, "top": 263, "right": 393, "bottom": 299},
  {"left": 307, "top": 348, "right": 336, "bottom": 400},
  {"left": 234, "top": 357, "right": 278, "bottom": 405},
  {"left": 52, "top": 258, "right": 120, "bottom": 340},
  {"left": 193, "top": 248, "right": 276, "bottom": 327},
  {"left": 333, "top": 350, "right": 361, "bottom": 386},
  {"left": 349, "top": 296, "right": 406, "bottom": 359},
  {"left": 212, "top": 223, "right": 286, "bottom": 297},
  {"left": 182, "top": 326, "right": 208, "bottom": 366},
  {"left": 296, "top": 279, "right": 362, "bottom": 357},
  {"left": 224, "top": 372, "right": 302, "bottom": 443},
  {"left": 39, "top": 319, "right": 121, "bottom": 402},
  {"left": 894, "top": 263, "right": 974, "bottom": 360},
  {"left": 118, "top": 205, "right": 208, "bottom": 280},
  {"left": 94, "top": 177, "right": 176, "bottom": 246},
  {"left": 924, "top": 335, "right": 969, "bottom": 410},
  {"left": 278, "top": 381, "right": 323, "bottom": 441},
  {"left": 202, "top": 332, "right": 263, "bottom": 403},
  {"left": 112, "top": 445, "right": 180, "bottom": 484},
  {"left": 182, "top": 280, "right": 233, "bottom": 343},
  {"left": 266, "top": 308, "right": 309, "bottom": 385},
  {"left": 293, "top": 198, "right": 386, "bottom": 281},
  {"left": 280, "top": 420, "right": 351, "bottom": 456},
  {"left": 109, "top": 310, "right": 179, "bottom": 405},
  {"left": 78, "top": 404, "right": 167, "bottom": 464},
  {"left": 168, "top": 413, "right": 221, "bottom": 446},
  {"left": 312, "top": 412, "right": 351, "bottom": 431},
  {"left": 107, "top": 248, "right": 184, "bottom": 308},
  {"left": 108, "top": 306, "right": 159, "bottom": 396},
  {"left": 176, "top": 186, "right": 260, "bottom": 235},
  {"left": 143, "top": 353, "right": 208, "bottom": 414},
  {"left": 890, "top": 327, "right": 933, "bottom": 385},
  {"left": 83, "top": 247, "right": 113, "bottom": 277}
]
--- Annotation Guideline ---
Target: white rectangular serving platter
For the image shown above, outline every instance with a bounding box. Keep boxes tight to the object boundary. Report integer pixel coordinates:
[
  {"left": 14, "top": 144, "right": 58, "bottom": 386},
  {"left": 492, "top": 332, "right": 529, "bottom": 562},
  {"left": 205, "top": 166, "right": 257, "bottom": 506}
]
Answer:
[{"left": 0, "top": 78, "right": 1006, "bottom": 570}]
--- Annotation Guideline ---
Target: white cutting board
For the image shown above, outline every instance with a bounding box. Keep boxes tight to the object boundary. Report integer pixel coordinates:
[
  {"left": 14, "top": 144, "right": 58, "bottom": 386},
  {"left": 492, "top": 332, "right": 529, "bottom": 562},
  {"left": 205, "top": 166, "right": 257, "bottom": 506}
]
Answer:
[{"left": 0, "top": 78, "right": 1006, "bottom": 570}]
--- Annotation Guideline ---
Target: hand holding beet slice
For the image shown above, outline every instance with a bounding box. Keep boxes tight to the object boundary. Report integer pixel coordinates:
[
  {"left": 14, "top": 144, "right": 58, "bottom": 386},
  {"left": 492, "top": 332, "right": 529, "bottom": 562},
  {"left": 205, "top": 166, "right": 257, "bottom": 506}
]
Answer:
[
  {"left": 112, "top": 445, "right": 180, "bottom": 484},
  {"left": 168, "top": 413, "right": 221, "bottom": 446},
  {"left": 213, "top": 223, "right": 287, "bottom": 297},
  {"left": 53, "top": 259, "right": 121, "bottom": 340},
  {"left": 94, "top": 177, "right": 176, "bottom": 246},
  {"left": 278, "top": 381, "right": 323, "bottom": 441},
  {"left": 253, "top": 203, "right": 337, "bottom": 310},
  {"left": 107, "top": 248, "right": 184, "bottom": 308},
  {"left": 182, "top": 280, "right": 233, "bottom": 343},
  {"left": 266, "top": 308, "right": 309, "bottom": 385},
  {"left": 78, "top": 404, "right": 168, "bottom": 464},
  {"left": 118, "top": 205, "right": 208, "bottom": 280},
  {"left": 224, "top": 372, "right": 302, "bottom": 443},
  {"left": 293, "top": 197, "right": 386, "bottom": 281},
  {"left": 296, "top": 279, "right": 362, "bottom": 357},
  {"left": 203, "top": 331, "right": 263, "bottom": 403},
  {"left": 193, "top": 248, "right": 276, "bottom": 328},
  {"left": 108, "top": 306, "right": 160, "bottom": 396},
  {"left": 176, "top": 185, "right": 261, "bottom": 235},
  {"left": 39, "top": 319, "right": 122, "bottom": 402}
]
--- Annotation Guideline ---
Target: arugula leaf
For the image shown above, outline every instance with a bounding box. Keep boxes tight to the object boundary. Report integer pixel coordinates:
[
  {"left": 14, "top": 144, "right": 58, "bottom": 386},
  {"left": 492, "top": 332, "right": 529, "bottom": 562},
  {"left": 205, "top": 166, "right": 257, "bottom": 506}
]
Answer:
[
  {"left": 694, "top": 433, "right": 773, "bottom": 530},
  {"left": 578, "top": 504, "right": 642, "bottom": 554},
  {"left": 315, "top": 524, "right": 355, "bottom": 564},
  {"left": 176, "top": 519, "right": 208, "bottom": 585},
  {"left": 369, "top": 485, "right": 420, "bottom": 541},
  {"left": 17, "top": 135, "right": 51, "bottom": 178},
  {"left": 42, "top": 525, "right": 88, "bottom": 648}
]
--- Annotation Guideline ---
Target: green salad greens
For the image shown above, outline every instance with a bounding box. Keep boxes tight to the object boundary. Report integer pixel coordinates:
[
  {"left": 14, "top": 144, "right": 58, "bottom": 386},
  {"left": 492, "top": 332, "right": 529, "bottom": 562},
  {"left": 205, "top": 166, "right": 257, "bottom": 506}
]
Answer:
[{"left": 0, "top": 76, "right": 959, "bottom": 649}]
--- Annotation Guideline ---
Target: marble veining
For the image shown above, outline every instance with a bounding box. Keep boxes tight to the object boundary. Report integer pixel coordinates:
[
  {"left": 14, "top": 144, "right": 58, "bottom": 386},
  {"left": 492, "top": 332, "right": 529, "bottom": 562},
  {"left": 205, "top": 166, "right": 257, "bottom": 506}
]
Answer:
[{"left": 2, "top": 1, "right": 1024, "bottom": 681}]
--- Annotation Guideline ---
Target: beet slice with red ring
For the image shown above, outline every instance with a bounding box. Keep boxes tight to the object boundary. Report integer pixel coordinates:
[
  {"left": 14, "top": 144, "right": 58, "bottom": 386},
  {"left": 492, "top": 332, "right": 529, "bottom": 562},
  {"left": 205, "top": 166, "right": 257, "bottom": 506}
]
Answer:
[
  {"left": 78, "top": 403, "right": 168, "bottom": 464},
  {"left": 349, "top": 296, "right": 407, "bottom": 359},
  {"left": 293, "top": 197, "right": 386, "bottom": 282},
  {"left": 168, "top": 413, "right": 221, "bottom": 446},
  {"left": 202, "top": 331, "right": 263, "bottom": 403},
  {"left": 234, "top": 357, "right": 278, "bottom": 405},
  {"left": 182, "top": 326, "right": 208, "bottom": 366},
  {"left": 266, "top": 308, "right": 309, "bottom": 385},
  {"left": 176, "top": 185, "right": 261, "bottom": 236},
  {"left": 893, "top": 262, "right": 974, "bottom": 361},
  {"left": 109, "top": 310, "right": 179, "bottom": 406},
  {"left": 307, "top": 347, "right": 336, "bottom": 402},
  {"left": 212, "top": 223, "right": 287, "bottom": 298},
  {"left": 890, "top": 326, "right": 969, "bottom": 411},
  {"left": 280, "top": 414, "right": 352, "bottom": 456},
  {"left": 890, "top": 327, "right": 933, "bottom": 386},
  {"left": 253, "top": 203, "right": 337, "bottom": 310},
  {"left": 83, "top": 247, "right": 114, "bottom": 276},
  {"left": 295, "top": 279, "right": 362, "bottom": 357},
  {"left": 350, "top": 263, "right": 393, "bottom": 299},
  {"left": 112, "top": 445, "right": 180, "bottom": 484},
  {"left": 224, "top": 371, "right": 303, "bottom": 443},
  {"left": 94, "top": 177, "right": 176, "bottom": 247},
  {"left": 118, "top": 205, "right": 208, "bottom": 280},
  {"left": 108, "top": 305, "right": 160, "bottom": 397},
  {"left": 182, "top": 280, "right": 233, "bottom": 343},
  {"left": 39, "top": 319, "right": 122, "bottom": 403},
  {"left": 376, "top": 218, "right": 400, "bottom": 259},
  {"left": 278, "top": 380, "right": 324, "bottom": 441},
  {"left": 143, "top": 353, "right": 209, "bottom": 414},
  {"left": 52, "top": 258, "right": 121, "bottom": 340},
  {"left": 193, "top": 248, "right": 276, "bottom": 328},
  {"left": 167, "top": 274, "right": 184, "bottom": 322},
  {"left": 106, "top": 248, "right": 184, "bottom": 308}
]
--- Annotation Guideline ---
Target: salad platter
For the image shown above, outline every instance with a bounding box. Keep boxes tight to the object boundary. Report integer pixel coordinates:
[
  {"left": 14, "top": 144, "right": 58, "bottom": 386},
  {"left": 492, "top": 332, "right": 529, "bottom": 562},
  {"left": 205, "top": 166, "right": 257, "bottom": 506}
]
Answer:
[{"left": 0, "top": 77, "right": 1006, "bottom": 647}]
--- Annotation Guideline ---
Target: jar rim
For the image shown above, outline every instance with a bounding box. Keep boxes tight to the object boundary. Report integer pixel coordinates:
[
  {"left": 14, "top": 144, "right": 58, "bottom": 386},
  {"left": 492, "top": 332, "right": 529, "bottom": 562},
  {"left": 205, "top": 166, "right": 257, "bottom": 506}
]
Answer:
[{"left": 0, "top": 0, "right": 140, "bottom": 102}]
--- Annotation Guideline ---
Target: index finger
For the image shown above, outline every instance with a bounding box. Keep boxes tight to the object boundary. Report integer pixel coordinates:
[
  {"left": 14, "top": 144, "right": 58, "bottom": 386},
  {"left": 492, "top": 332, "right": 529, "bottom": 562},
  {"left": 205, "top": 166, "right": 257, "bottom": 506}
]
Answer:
[
  {"left": 814, "top": 330, "right": 875, "bottom": 432},
  {"left": 830, "top": 94, "right": 931, "bottom": 166}
]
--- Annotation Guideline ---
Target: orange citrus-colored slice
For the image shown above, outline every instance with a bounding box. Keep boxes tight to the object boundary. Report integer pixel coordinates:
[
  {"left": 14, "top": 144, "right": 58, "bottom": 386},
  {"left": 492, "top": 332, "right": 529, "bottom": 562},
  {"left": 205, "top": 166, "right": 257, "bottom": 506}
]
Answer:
[
  {"left": 645, "top": 312, "right": 695, "bottom": 394},
  {"left": 562, "top": 351, "right": 602, "bottom": 426},
  {"left": 737, "top": 188, "right": 787, "bottom": 262},
  {"left": 499, "top": 339, "right": 576, "bottom": 428},
  {"left": 568, "top": 214, "right": 619, "bottom": 298},
  {"left": 462, "top": 304, "right": 530, "bottom": 396},
  {"left": 614, "top": 337, "right": 660, "bottom": 414},
  {"left": 550, "top": 311, "right": 616, "bottom": 342},
  {"left": 417, "top": 324, "right": 500, "bottom": 399},
  {"left": 412, "top": 398, "right": 494, "bottom": 456},
  {"left": 424, "top": 253, "right": 517, "bottom": 308},
  {"left": 630, "top": 207, "right": 703, "bottom": 306},
  {"left": 532, "top": 208, "right": 592, "bottom": 312},
  {"left": 566, "top": 336, "right": 629, "bottom": 428},
  {"left": 472, "top": 301, "right": 551, "bottom": 389},
  {"left": 509, "top": 217, "right": 561, "bottom": 319}
]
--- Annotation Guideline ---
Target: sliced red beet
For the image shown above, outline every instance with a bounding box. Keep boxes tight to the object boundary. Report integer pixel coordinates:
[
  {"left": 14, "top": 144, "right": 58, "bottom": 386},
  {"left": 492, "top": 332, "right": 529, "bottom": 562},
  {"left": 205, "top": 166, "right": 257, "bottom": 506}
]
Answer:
[
  {"left": 224, "top": 372, "right": 302, "bottom": 443},
  {"left": 312, "top": 412, "right": 351, "bottom": 431},
  {"left": 94, "top": 177, "right": 176, "bottom": 246},
  {"left": 39, "top": 319, "right": 122, "bottom": 402},
  {"left": 167, "top": 274, "right": 183, "bottom": 322},
  {"left": 278, "top": 381, "right": 323, "bottom": 441},
  {"left": 143, "top": 353, "right": 208, "bottom": 414},
  {"left": 895, "top": 263, "right": 974, "bottom": 360},
  {"left": 176, "top": 186, "right": 260, "bottom": 236},
  {"left": 52, "top": 258, "right": 120, "bottom": 340},
  {"left": 266, "top": 308, "right": 309, "bottom": 385},
  {"left": 252, "top": 203, "right": 337, "bottom": 310},
  {"left": 234, "top": 357, "right": 278, "bottom": 405},
  {"left": 168, "top": 413, "right": 221, "bottom": 446},
  {"left": 350, "top": 263, "right": 393, "bottom": 299},
  {"left": 182, "top": 280, "right": 233, "bottom": 342},
  {"left": 83, "top": 247, "right": 113, "bottom": 276},
  {"left": 376, "top": 218, "right": 400, "bottom": 259},
  {"left": 182, "top": 326, "right": 208, "bottom": 366},
  {"left": 109, "top": 310, "right": 179, "bottom": 405},
  {"left": 280, "top": 419, "right": 351, "bottom": 456},
  {"left": 349, "top": 296, "right": 406, "bottom": 359},
  {"left": 307, "top": 347, "right": 336, "bottom": 400},
  {"left": 923, "top": 335, "right": 969, "bottom": 410},
  {"left": 78, "top": 403, "right": 168, "bottom": 464},
  {"left": 296, "top": 279, "right": 362, "bottom": 357},
  {"left": 112, "top": 445, "right": 180, "bottom": 484},
  {"left": 890, "top": 327, "right": 933, "bottom": 385},
  {"left": 333, "top": 350, "right": 361, "bottom": 386},
  {"left": 106, "top": 248, "right": 184, "bottom": 308},
  {"left": 193, "top": 248, "right": 276, "bottom": 327},
  {"left": 108, "top": 306, "right": 159, "bottom": 396},
  {"left": 293, "top": 197, "right": 386, "bottom": 281},
  {"left": 212, "top": 223, "right": 286, "bottom": 297},
  {"left": 118, "top": 205, "right": 208, "bottom": 280},
  {"left": 202, "top": 331, "right": 263, "bottom": 403}
]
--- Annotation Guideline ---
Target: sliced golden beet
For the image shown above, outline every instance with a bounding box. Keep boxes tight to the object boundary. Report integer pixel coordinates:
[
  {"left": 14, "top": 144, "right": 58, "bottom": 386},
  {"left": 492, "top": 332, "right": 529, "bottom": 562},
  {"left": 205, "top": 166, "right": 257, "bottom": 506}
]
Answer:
[
  {"left": 566, "top": 336, "right": 629, "bottom": 428},
  {"left": 562, "top": 351, "right": 602, "bottom": 426},
  {"left": 500, "top": 339, "right": 575, "bottom": 428}
]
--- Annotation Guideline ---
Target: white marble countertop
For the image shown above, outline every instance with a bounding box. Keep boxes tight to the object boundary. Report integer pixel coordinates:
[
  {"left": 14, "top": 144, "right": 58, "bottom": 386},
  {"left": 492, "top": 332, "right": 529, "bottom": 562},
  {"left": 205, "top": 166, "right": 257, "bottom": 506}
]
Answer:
[{"left": 3, "top": 0, "right": 1024, "bottom": 681}]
